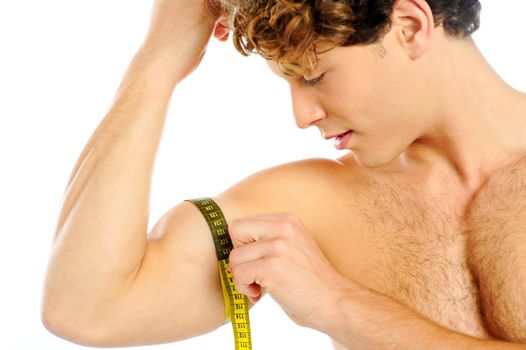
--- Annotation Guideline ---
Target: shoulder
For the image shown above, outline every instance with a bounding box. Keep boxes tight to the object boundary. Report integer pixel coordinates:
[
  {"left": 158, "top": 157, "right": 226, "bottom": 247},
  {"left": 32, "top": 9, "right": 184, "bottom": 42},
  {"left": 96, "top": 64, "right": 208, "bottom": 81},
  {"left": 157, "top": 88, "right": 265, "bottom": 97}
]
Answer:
[
  {"left": 212, "top": 156, "right": 359, "bottom": 236},
  {"left": 215, "top": 156, "right": 357, "bottom": 212}
]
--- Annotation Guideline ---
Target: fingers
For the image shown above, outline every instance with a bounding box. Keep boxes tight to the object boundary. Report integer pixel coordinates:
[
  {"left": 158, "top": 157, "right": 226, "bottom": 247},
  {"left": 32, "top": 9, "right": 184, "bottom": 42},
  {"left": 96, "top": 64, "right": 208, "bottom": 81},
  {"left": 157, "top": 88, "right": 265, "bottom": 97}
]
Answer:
[
  {"left": 246, "top": 283, "right": 262, "bottom": 303},
  {"left": 227, "top": 213, "right": 306, "bottom": 303},
  {"left": 229, "top": 239, "right": 283, "bottom": 302},
  {"left": 229, "top": 239, "right": 282, "bottom": 265},
  {"left": 228, "top": 213, "right": 303, "bottom": 246},
  {"left": 230, "top": 258, "right": 268, "bottom": 302}
]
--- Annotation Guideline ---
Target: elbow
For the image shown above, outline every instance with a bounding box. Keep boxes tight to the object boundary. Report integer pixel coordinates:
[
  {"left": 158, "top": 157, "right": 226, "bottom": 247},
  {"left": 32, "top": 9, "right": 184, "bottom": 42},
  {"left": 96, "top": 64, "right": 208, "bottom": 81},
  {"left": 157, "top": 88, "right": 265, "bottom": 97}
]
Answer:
[{"left": 41, "top": 303, "right": 110, "bottom": 348}]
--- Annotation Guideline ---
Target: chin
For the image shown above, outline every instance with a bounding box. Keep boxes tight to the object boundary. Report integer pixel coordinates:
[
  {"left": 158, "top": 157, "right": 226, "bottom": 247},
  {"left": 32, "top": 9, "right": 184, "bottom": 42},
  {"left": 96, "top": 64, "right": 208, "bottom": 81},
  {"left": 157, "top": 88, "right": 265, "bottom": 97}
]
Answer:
[
  {"left": 353, "top": 147, "right": 405, "bottom": 170},
  {"left": 352, "top": 153, "right": 385, "bottom": 169}
]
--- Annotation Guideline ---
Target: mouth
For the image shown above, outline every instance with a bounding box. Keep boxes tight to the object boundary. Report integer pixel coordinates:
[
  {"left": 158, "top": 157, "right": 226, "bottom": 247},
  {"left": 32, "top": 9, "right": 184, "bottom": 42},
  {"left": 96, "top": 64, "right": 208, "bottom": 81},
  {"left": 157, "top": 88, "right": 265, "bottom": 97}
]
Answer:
[
  {"left": 335, "top": 130, "right": 353, "bottom": 141},
  {"left": 333, "top": 130, "right": 354, "bottom": 150},
  {"left": 325, "top": 130, "right": 353, "bottom": 140}
]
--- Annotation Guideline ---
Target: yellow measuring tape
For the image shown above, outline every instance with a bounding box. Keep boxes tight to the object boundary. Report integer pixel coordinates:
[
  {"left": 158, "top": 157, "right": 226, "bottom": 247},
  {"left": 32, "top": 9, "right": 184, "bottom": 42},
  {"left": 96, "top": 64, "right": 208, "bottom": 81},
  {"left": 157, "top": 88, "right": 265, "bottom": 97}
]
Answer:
[{"left": 186, "top": 198, "right": 252, "bottom": 350}]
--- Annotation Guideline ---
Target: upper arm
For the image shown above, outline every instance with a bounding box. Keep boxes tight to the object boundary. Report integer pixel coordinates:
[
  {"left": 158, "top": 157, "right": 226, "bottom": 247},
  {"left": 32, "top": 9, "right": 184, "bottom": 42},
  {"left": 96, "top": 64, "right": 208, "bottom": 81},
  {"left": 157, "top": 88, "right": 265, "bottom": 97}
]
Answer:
[
  {"left": 85, "top": 200, "right": 226, "bottom": 346},
  {"left": 470, "top": 227, "right": 526, "bottom": 343},
  {"left": 466, "top": 163, "right": 526, "bottom": 343},
  {"left": 88, "top": 157, "right": 343, "bottom": 347}
]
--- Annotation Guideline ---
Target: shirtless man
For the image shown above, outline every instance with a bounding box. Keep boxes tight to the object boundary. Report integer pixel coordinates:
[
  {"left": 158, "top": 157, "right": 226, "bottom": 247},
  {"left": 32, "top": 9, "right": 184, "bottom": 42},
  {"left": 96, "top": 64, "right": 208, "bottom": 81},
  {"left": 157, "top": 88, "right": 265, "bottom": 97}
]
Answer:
[{"left": 41, "top": 0, "right": 526, "bottom": 349}]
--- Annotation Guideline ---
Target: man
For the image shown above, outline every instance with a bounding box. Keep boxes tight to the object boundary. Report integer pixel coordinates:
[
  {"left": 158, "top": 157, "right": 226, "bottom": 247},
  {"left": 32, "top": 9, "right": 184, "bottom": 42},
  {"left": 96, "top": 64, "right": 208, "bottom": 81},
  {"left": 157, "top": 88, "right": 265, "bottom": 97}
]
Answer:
[{"left": 41, "top": 0, "right": 526, "bottom": 349}]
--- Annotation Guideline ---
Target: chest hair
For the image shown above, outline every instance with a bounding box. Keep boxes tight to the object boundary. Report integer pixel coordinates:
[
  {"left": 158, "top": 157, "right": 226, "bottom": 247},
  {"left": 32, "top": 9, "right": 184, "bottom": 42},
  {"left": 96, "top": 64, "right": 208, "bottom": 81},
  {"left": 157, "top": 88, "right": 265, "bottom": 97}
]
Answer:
[
  {"left": 343, "top": 173, "right": 487, "bottom": 335},
  {"left": 463, "top": 155, "right": 526, "bottom": 342}
]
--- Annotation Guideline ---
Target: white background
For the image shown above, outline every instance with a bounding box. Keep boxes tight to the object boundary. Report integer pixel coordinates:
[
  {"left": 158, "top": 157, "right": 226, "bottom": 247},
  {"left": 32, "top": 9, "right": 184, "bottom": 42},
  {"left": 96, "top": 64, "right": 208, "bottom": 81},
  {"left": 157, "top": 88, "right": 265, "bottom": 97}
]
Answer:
[{"left": 0, "top": 1, "right": 525, "bottom": 349}]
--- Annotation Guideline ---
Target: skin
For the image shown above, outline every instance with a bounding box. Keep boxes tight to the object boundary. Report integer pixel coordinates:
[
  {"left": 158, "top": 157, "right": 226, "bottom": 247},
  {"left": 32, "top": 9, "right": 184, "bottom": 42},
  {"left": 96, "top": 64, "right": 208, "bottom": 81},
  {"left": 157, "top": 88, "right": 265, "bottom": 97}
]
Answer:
[
  {"left": 41, "top": 0, "right": 526, "bottom": 349},
  {"left": 267, "top": 1, "right": 526, "bottom": 191}
]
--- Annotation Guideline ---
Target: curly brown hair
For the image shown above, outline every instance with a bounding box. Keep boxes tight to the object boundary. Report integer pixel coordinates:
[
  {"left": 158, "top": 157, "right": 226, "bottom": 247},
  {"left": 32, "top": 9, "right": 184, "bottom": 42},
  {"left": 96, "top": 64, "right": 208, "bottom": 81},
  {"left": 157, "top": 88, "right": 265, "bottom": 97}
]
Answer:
[{"left": 218, "top": 0, "right": 482, "bottom": 78}]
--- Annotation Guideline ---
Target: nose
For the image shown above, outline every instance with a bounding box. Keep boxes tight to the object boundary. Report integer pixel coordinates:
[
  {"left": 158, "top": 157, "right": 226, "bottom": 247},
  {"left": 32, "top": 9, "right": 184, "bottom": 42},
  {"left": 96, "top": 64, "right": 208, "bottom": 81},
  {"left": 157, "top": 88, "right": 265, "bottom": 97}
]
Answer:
[{"left": 290, "top": 87, "right": 326, "bottom": 129}]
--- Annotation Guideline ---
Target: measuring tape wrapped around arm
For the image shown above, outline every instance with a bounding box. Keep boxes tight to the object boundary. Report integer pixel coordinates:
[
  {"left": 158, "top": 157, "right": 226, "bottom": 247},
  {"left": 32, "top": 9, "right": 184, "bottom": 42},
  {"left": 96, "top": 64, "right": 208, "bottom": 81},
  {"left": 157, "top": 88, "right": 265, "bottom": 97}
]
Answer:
[{"left": 185, "top": 198, "right": 252, "bottom": 350}]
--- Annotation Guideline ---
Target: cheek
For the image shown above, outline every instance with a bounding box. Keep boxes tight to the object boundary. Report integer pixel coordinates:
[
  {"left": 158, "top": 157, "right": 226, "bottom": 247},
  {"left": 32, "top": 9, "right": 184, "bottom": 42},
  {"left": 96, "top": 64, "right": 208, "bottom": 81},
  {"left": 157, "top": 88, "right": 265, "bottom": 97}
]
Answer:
[
  {"left": 323, "top": 63, "right": 406, "bottom": 127},
  {"left": 323, "top": 80, "right": 386, "bottom": 127},
  {"left": 326, "top": 69, "right": 388, "bottom": 119}
]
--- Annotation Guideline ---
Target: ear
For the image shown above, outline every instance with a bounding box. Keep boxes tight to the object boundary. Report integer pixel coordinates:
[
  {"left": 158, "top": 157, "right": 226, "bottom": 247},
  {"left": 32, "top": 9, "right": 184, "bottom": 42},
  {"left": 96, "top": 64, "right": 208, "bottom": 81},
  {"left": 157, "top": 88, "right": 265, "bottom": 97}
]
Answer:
[
  {"left": 390, "top": 0, "right": 434, "bottom": 60},
  {"left": 213, "top": 15, "right": 230, "bottom": 42}
]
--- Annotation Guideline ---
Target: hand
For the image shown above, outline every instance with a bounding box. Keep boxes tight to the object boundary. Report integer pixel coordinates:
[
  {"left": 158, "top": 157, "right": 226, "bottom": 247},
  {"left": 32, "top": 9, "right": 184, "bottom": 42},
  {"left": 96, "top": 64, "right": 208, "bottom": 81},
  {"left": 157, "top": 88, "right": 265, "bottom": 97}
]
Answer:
[
  {"left": 140, "top": 0, "right": 230, "bottom": 83},
  {"left": 228, "top": 213, "right": 348, "bottom": 330}
]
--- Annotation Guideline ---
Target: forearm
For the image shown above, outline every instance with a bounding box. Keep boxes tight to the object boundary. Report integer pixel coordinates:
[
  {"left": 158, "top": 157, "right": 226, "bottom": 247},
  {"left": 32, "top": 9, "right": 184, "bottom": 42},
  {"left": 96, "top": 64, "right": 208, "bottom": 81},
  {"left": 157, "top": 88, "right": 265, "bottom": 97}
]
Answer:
[
  {"left": 324, "top": 279, "right": 526, "bottom": 350},
  {"left": 43, "top": 47, "right": 178, "bottom": 326}
]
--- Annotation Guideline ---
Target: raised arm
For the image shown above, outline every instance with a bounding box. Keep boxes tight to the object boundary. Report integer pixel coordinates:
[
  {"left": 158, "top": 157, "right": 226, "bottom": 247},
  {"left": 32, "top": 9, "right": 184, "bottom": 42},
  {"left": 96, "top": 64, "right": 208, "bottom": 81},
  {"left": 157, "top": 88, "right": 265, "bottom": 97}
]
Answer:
[
  {"left": 40, "top": 0, "right": 346, "bottom": 346},
  {"left": 41, "top": 0, "right": 226, "bottom": 343}
]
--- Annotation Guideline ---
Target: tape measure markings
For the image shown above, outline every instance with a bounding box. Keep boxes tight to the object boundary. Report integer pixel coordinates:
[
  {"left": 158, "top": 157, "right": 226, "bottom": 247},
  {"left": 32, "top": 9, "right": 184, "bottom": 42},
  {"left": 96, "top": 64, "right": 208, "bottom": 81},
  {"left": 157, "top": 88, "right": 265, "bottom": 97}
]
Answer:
[{"left": 186, "top": 198, "right": 252, "bottom": 350}]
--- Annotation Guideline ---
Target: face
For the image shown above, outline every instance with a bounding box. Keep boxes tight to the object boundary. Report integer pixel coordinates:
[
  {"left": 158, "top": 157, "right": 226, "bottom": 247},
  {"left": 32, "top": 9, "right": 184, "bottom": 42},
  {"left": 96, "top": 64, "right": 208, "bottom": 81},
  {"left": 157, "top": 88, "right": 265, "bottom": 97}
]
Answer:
[{"left": 266, "top": 28, "right": 432, "bottom": 169}]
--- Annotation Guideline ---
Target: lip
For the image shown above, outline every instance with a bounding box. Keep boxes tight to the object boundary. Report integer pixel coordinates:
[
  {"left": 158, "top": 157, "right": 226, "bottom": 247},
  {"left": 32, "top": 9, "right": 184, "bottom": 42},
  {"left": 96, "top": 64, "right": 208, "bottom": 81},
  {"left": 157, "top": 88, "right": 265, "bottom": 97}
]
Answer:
[
  {"left": 324, "top": 130, "right": 353, "bottom": 140},
  {"left": 334, "top": 130, "right": 353, "bottom": 150}
]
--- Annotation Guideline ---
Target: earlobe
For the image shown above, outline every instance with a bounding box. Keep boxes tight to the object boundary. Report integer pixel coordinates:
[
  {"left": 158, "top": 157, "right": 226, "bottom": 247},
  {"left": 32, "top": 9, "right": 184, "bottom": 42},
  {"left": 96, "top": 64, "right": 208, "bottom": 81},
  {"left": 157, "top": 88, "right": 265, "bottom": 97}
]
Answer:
[{"left": 392, "top": 0, "right": 434, "bottom": 60}]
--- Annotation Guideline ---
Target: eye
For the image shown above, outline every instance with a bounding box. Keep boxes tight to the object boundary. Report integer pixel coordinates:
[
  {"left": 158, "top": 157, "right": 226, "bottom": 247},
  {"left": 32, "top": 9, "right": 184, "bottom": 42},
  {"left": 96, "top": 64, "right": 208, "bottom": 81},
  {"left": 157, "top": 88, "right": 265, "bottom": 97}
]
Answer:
[{"left": 301, "top": 73, "right": 326, "bottom": 87}]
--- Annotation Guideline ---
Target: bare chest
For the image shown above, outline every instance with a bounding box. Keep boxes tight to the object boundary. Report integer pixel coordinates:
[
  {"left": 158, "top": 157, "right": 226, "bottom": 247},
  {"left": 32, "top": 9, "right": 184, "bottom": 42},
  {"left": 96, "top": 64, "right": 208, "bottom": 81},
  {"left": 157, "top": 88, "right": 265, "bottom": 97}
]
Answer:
[{"left": 321, "top": 173, "right": 493, "bottom": 341}]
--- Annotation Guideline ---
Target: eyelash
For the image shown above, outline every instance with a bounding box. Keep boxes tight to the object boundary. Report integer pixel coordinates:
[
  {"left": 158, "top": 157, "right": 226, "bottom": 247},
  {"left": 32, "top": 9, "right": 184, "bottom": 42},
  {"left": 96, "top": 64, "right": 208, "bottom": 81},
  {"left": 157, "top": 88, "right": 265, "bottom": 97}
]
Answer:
[{"left": 301, "top": 73, "right": 326, "bottom": 87}]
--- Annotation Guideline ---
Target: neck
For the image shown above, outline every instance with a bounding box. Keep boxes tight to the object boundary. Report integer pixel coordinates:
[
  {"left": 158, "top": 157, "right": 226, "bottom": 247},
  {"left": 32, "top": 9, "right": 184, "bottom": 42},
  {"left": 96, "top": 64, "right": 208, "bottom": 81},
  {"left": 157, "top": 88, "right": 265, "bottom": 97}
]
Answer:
[{"left": 403, "top": 35, "right": 526, "bottom": 191}]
